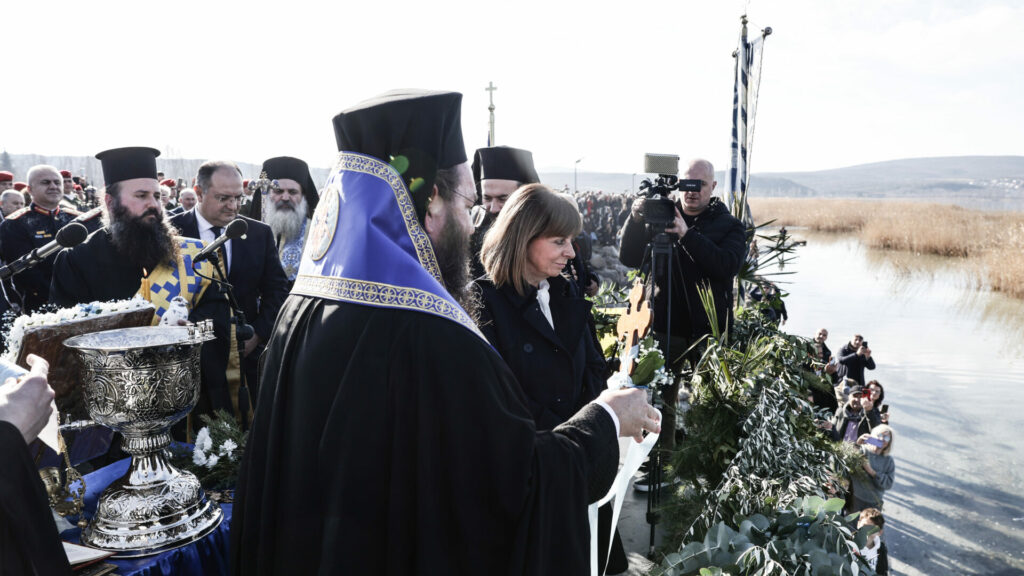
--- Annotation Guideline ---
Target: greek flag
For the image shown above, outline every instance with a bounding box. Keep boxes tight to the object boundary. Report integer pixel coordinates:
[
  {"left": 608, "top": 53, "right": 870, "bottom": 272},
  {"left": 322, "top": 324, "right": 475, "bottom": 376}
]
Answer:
[{"left": 727, "top": 17, "right": 771, "bottom": 229}]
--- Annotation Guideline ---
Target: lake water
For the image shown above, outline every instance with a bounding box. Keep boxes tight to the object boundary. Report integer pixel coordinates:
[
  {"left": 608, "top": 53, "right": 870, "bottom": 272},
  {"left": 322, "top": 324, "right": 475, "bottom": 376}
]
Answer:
[
  {"left": 876, "top": 195, "right": 1024, "bottom": 213},
  {"left": 773, "top": 231, "right": 1024, "bottom": 575}
]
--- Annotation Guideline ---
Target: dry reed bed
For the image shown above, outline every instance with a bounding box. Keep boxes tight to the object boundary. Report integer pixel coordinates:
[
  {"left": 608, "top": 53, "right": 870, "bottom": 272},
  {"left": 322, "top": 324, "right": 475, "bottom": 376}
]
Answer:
[{"left": 749, "top": 198, "right": 1024, "bottom": 299}]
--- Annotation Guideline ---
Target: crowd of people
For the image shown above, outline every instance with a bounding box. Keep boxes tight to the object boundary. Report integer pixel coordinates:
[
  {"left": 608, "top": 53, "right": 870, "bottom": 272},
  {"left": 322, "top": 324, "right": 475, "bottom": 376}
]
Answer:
[
  {"left": 812, "top": 329, "right": 894, "bottom": 574},
  {"left": 572, "top": 190, "right": 632, "bottom": 247},
  {"left": 0, "top": 90, "right": 661, "bottom": 576},
  {"left": 0, "top": 89, "right": 893, "bottom": 575}
]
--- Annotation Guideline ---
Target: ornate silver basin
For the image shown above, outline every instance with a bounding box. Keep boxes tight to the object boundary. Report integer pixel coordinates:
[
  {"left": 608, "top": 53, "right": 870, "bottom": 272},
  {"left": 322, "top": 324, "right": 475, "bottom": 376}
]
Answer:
[{"left": 64, "top": 322, "right": 223, "bottom": 557}]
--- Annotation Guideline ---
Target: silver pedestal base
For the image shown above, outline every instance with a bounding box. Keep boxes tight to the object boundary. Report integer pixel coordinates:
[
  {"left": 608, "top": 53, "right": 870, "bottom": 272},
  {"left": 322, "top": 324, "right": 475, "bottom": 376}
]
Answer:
[{"left": 82, "top": 452, "right": 223, "bottom": 558}]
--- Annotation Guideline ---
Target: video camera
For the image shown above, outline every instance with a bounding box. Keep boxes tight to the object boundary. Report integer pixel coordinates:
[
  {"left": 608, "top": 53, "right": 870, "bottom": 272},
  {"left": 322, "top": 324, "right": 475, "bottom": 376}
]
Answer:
[{"left": 637, "top": 153, "right": 703, "bottom": 229}]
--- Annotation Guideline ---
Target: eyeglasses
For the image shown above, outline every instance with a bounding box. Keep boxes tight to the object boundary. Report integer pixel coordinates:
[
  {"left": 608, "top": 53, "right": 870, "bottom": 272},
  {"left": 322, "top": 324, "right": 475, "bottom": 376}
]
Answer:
[{"left": 451, "top": 189, "right": 477, "bottom": 207}]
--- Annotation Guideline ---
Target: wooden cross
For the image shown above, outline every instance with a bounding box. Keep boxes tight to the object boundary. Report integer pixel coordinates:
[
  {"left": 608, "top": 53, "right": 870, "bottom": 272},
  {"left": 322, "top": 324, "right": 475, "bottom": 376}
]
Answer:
[{"left": 616, "top": 280, "right": 653, "bottom": 376}]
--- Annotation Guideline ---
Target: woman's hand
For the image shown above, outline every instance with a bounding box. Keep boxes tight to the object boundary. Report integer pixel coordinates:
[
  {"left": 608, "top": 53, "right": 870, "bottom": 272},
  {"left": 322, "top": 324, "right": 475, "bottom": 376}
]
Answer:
[{"left": 862, "top": 460, "right": 876, "bottom": 477}]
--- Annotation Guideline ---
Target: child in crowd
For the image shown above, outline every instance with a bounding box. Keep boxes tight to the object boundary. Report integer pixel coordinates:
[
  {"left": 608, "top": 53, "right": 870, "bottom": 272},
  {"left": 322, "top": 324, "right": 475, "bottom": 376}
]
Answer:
[{"left": 857, "top": 507, "right": 889, "bottom": 575}]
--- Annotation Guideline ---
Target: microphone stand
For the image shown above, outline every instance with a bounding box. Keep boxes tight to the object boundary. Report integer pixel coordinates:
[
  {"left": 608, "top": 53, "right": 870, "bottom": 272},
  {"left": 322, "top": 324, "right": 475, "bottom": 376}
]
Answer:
[{"left": 192, "top": 253, "right": 255, "bottom": 431}]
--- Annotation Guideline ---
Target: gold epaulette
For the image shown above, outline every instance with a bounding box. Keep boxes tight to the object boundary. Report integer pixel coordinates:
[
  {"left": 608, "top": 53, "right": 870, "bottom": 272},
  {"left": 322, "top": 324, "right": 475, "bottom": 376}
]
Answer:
[{"left": 5, "top": 207, "right": 29, "bottom": 220}]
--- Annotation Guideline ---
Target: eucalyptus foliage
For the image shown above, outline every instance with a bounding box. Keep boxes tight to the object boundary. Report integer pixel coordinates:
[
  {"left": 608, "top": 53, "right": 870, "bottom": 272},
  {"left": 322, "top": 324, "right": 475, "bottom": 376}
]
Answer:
[
  {"left": 656, "top": 496, "right": 876, "bottom": 576},
  {"left": 659, "top": 283, "right": 860, "bottom": 574}
]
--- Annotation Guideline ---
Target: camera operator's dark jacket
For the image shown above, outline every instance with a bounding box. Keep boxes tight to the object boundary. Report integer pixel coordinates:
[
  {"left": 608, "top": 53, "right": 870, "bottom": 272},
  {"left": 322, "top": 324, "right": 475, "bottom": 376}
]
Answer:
[{"left": 618, "top": 196, "right": 746, "bottom": 341}]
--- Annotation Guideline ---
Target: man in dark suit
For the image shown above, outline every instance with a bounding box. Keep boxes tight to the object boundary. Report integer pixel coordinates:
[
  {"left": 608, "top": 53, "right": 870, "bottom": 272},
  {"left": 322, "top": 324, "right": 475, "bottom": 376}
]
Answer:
[{"left": 170, "top": 160, "right": 289, "bottom": 418}]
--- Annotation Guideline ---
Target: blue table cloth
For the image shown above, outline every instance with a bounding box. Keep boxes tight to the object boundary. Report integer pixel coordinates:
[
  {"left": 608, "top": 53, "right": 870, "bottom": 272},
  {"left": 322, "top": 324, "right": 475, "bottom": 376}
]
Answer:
[{"left": 59, "top": 457, "right": 232, "bottom": 576}]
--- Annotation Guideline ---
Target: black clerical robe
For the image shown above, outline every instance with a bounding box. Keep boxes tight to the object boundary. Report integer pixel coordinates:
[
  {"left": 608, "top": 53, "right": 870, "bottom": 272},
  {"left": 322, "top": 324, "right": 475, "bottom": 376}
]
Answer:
[
  {"left": 49, "top": 229, "right": 233, "bottom": 419},
  {"left": 230, "top": 296, "right": 619, "bottom": 575},
  {"left": 0, "top": 422, "right": 71, "bottom": 576}
]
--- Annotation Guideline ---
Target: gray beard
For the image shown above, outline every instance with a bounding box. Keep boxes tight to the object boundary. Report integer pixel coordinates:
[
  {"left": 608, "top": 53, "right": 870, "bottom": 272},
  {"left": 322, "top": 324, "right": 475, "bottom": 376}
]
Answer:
[{"left": 265, "top": 196, "right": 308, "bottom": 241}]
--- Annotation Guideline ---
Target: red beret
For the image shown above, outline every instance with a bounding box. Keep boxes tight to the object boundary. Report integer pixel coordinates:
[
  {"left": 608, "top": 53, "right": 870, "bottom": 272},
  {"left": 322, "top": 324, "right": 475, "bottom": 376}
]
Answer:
[
  {"left": 0, "top": 171, "right": 12, "bottom": 182},
  {"left": 13, "top": 182, "right": 28, "bottom": 191},
  {"left": 243, "top": 179, "right": 250, "bottom": 189},
  {"left": 74, "top": 184, "right": 83, "bottom": 191},
  {"left": 160, "top": 178, "right": 176, "bottom": 187},
  {"left": 60, "top": 170, "right": 72, "bottom": 178}
]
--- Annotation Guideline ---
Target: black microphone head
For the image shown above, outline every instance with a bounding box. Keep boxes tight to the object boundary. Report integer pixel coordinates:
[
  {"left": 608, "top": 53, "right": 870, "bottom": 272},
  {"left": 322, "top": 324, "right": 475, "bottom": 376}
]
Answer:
[
  {"left": 56, "top": 222, "right": 89, "bottom": 247},
  {"left": 225, "top": 218, "right": 248, "bottom": 239}
]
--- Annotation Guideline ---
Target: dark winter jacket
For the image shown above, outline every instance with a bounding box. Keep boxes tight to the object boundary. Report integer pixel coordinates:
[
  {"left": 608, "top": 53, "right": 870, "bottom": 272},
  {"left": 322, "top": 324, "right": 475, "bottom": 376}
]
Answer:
[
  {"left": 838, "top": 343, "right": 877, "bottom": 386},
  {"left": 474, "top": 274, "right": 606, "bottom": 431},
  {"left": 830, "top": 403, "right": 873, "bottom": 443},
  {"left": 618, "top": 196, "right": 746, "bottom": 339}
]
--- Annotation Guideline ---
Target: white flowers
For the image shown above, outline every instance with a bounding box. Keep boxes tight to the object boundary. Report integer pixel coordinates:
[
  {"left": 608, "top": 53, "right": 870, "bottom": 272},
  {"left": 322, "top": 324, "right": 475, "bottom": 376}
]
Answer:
[
  {"left": 195, "top": 427, "right": 213, "bottom": 452},
  {"left": 607, "top": 371, "right": 633, "bottom": 390},
  {"left": 2, "top": 296, "right": 154, "bottom": 363},
  {"left": 191, "top": 426, "right": 238, "bottom": 469}
]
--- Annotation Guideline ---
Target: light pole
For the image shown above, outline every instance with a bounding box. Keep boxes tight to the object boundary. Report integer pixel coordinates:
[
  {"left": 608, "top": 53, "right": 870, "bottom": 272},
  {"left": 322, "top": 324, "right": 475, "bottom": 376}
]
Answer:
[
  {"left": 574, "top": 158, "right": 583, "bottom": 194},
  {"left": 632, "top": 173, "right": 637, "bottom": 195}
]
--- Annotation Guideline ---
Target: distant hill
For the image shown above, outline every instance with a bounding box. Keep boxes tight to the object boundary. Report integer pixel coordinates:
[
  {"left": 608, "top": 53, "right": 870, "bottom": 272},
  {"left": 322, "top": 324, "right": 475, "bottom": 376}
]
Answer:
[
  {"left": 544, "top": 156, "right": 1024, "bottom": 199},
  {"left": 756, "top": 156, "right": 1024, "bottom": 197},
  {"left": 3, "top": 152, "right": 1022, "bottom": 200}
]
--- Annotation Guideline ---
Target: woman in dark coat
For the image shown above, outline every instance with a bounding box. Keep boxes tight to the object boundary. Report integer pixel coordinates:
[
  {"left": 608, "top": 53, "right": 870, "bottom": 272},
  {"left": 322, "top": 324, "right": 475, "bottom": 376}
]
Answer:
[{"left": 474, "top": 183, "right": 627, "bottom": 573}]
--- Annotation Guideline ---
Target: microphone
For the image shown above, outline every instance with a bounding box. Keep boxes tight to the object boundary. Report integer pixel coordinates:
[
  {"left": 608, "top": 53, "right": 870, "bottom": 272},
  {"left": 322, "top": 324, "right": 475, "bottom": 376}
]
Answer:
[
  {"left": 194, "top": 218, "right": 248, "bottom": 263},
  {"left": 0, "top": 222, "right": 89, "bottom": 280}
]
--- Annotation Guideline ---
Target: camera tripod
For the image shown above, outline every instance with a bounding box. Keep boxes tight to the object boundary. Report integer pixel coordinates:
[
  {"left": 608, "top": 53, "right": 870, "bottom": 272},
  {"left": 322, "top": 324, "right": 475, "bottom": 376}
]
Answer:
[{"left": 639, "top": 227, "right": 691, "bottom": 557}]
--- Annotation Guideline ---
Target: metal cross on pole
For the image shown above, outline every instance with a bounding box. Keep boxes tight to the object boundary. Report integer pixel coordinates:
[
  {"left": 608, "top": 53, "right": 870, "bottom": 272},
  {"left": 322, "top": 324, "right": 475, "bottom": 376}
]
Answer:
[{"left": 486, "top": 81, "right": 497, "bottom": 146}]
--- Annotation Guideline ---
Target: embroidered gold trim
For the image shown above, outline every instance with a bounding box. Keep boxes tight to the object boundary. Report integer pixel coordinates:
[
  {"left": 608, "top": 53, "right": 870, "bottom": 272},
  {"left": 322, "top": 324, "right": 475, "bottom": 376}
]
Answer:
[
  {"left": 292, "top": 274, "right": 482, "bottom": 339},
  {"left": 334, "top": 153, "right": 443, "bottom": 283}
]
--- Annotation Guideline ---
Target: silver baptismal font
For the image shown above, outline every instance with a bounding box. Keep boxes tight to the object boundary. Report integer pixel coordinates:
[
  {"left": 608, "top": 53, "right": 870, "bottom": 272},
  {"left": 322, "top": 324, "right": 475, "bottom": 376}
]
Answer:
[{"left": 64, "top": 322, "right": 222, "bottom": 557}]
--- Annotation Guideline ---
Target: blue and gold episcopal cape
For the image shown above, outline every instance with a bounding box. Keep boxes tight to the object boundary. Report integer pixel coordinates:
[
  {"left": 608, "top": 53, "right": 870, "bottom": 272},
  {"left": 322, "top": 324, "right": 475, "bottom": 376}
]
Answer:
[
  {"left": 137, "top": 237, "right": 216, "bottom": 324},
  {"left": 291, "top": 152, "right": 485, "bottom": 342}
]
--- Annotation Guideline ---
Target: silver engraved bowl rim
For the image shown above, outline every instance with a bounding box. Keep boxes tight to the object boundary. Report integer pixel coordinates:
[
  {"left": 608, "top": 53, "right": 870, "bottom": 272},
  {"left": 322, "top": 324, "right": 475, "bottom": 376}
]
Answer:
[{"left": 64, "top": 325, "right": 214, "bottom": 351}]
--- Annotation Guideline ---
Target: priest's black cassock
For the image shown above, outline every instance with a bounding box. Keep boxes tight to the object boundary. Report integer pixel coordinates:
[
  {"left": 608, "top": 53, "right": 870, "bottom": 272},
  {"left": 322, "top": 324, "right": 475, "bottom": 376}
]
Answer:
[
  {"left": 230, "top": 90, "right": 621, "bottom": 575},
  {"left": 0, "top": 421, "right": 71, "bottom": 575}
]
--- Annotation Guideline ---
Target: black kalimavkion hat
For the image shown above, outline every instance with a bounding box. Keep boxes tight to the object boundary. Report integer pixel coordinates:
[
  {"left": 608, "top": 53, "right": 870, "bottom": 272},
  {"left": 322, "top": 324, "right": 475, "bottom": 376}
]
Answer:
[
  {"left": 95, "top": 147, "right": 161, "bottom": 186},
  {"left": 331, "top": 89, "right": 467, "bottom": 222},
  {"left": 471, "top": 146, "right": 540, "bottom": 199}
]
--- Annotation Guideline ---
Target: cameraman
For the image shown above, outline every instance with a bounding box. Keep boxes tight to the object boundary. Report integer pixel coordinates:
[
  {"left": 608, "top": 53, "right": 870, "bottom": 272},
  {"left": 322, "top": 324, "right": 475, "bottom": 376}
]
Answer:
[{"left": 618, "top": 158, "right": 746, "bottom": 458}]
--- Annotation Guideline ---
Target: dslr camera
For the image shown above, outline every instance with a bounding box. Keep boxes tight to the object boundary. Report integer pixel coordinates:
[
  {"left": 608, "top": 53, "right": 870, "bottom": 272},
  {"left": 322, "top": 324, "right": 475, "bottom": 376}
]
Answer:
[{"left": 637, "top": 153, "right": 702, "bottom": 230}]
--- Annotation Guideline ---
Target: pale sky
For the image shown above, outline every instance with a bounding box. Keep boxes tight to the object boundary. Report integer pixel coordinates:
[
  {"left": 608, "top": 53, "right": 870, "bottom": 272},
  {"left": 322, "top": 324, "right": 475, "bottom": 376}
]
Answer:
[{"left": 3, "top": 0, "right": 1021, "bottom": 175}]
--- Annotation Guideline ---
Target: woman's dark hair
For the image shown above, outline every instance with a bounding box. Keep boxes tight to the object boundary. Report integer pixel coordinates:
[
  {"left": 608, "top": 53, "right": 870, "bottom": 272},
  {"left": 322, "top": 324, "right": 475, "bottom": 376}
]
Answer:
[{"left": 867, "top": 380, "right": 884, "bottom": 404}]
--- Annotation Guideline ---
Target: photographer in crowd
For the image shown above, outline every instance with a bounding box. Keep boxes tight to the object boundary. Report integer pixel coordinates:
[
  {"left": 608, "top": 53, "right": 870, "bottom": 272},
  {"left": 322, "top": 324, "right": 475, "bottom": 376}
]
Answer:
[
  {"left": 838, "top": 334, "right": 876, "bottom": 386},
  {"left": 618, "top": 158, "right": 746, "bottom": 486}
]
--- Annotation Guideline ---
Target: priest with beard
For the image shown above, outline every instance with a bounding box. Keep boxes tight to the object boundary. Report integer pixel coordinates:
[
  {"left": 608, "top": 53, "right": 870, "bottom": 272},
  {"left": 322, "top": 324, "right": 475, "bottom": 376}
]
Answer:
[
  {"left": 245, "top": 156, "right": 320, "bottom": 287},
  {"left": 50, "top": 147, "right": 232, "bottom": 424},
  {"left": 469, "top": 145, "right": 539, "bottom": 280},
  {"left": 230, "top": 90, "right": 659, "bottom": 575}
]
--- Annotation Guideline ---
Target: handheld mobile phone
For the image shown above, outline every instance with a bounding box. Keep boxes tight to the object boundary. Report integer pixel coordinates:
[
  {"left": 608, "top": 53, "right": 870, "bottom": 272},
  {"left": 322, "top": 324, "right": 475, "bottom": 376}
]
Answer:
[
  {"left": 880, "top": 404, "right": 889, "bottom": 414},
  {"left": 864, "top": 436, "right": 885, "bottom": 448}
]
